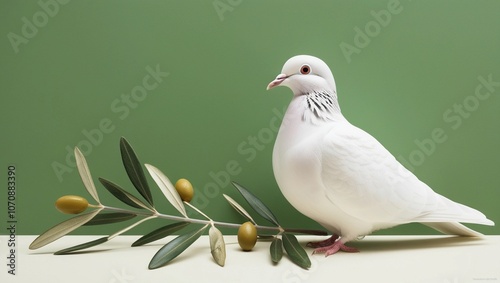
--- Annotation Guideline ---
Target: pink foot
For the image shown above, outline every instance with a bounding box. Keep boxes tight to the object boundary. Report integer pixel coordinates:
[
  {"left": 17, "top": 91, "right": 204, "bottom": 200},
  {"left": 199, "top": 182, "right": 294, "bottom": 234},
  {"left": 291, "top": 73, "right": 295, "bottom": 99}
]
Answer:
[
  {"left": 307, "top": 235, "right": 339, "bottom": 248},
  {"left": 312, "top": 240, "right": 359, "bottom": 257}
]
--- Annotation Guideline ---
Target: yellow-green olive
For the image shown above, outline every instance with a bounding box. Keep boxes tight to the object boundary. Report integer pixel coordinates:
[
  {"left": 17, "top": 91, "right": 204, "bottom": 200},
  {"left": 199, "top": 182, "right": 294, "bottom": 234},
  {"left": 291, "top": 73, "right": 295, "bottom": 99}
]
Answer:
[
  {"left": 55, "top": 195, "right": 89, "bottom": 214},
  {"left": 175, "top": 178, "right": 194, "bottom": 202},
  {"left": 237, "top": 221, "right": 257, "bottom": 251}
]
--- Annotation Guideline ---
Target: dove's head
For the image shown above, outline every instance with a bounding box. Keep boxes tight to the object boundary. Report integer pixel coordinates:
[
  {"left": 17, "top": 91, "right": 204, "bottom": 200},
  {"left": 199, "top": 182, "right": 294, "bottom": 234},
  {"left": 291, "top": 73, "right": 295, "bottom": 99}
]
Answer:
[{"left": 267, "top": 55, "right": 336, "bottom": 95}]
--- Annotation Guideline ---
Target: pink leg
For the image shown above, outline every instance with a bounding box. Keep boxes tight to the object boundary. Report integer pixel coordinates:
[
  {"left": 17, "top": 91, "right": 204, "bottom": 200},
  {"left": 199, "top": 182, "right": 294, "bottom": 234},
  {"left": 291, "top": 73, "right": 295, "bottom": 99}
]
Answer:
[
  {"left": 306, "top": 235, "right": 339, "bottom": 248},
  {"left": 312, "top": 239, "right": 359, "bottom": 257}
]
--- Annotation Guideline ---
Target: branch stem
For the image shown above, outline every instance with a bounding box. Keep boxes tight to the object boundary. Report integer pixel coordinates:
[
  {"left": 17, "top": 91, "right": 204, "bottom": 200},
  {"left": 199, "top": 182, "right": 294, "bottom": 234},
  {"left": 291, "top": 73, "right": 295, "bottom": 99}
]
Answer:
[{"left": 99, "top": 205, "right": 285, "bottom": 233}]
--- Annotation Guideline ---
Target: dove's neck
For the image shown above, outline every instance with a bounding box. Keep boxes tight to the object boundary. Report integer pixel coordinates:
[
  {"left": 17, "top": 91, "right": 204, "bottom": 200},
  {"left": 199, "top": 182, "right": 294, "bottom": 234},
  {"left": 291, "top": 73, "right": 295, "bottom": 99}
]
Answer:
[
  {"left": 275, "top": 90, "right": 345, "bottom": 151},
  {"left": 296, "top": 90, "right": 344, "bottom": 125}
]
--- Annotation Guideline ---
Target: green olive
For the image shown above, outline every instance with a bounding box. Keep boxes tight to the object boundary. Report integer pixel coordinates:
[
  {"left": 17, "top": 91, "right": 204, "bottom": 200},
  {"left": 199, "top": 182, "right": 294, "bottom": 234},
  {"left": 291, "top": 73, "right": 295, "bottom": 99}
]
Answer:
[
  {"left": 55, "top": 195, "right": 89, "bottom": 214},
  {"left": 237, "top": 221, "right": 257, "bottom": 251},
  {"left": 175, "top": 178, "right": 194, "bottom": 202}
]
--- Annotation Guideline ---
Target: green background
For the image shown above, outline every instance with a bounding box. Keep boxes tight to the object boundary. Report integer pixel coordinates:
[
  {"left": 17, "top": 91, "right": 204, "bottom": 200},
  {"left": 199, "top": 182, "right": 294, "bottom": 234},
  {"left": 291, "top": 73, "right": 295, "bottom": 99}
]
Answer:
[{"left": 1, "top": 0, "right": 499, "bottom": 237}]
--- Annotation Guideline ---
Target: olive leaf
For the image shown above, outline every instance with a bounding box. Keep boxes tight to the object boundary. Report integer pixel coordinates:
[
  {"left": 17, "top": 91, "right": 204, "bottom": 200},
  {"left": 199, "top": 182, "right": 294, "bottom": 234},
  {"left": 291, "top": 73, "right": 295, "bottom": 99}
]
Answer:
[
  {"left": 270, "top": 237, "right": 283, "bottom": 264},
  {"left": 74, "top": 147, "right": 100, "bottom": 204},
  {"left": 29, "top": 209, "right": 102, "bottom": 250},
  {"left": 132, "top": 222, "right": 190, "bottom": 247},
  {"left": 282, "top": 233, "right": 311, "bottom": 269},
  {"left": 145, "top": 164, "right": 187, "bottom": 218},
  {"left": 223, "top": 194, "right": 256, "bottom": 224},
  {"left": 56, "top": 216, "right": 153, "bottom": 255},
  {"left": 54, "top": 237, "right": 109, "bottom": 255},
  {"left": 208, "top": 226, "right": 226, "bottom": 267},
  {"left": 84, "top": 212, "right": 136, "bottom": 226},
  {"left": 99, "top": 177, "right": 154, "bottom": 211},
  {"left": 120, "top": 137, "right": 153, "bottom": 206},
  {"left": 149, "top": 224, "right": 208, "bottom": 269},
  {"left": 231, "top": 181, "right": 280, "bottom": 227}
]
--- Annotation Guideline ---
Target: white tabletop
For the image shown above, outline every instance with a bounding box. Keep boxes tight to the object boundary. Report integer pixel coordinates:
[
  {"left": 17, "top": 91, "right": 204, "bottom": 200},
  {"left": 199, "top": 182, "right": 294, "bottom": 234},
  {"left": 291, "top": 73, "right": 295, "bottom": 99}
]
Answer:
[{"left": 1, "top": 235, "right": 499, "bottom": 283}]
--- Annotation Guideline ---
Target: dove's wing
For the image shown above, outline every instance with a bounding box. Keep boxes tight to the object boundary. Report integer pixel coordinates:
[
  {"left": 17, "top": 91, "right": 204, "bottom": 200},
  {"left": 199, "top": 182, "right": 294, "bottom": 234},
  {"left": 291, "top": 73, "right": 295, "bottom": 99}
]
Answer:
[{"left": 319, "top": 122, "right": 493, "bottom": 226}]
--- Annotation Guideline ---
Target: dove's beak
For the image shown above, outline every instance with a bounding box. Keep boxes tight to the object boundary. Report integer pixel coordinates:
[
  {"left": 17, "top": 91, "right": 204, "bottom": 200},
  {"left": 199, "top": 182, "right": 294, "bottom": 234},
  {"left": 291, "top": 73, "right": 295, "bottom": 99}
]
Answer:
[{"left": 267, "top": 74, "right": 288, "bottom": 90}]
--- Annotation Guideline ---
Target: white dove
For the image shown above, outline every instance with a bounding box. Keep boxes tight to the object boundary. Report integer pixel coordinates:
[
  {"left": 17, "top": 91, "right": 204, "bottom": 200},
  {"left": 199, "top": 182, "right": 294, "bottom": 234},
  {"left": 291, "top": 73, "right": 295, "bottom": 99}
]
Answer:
[{"left": 268, "top": 55, "right": 494, "bottom": 256}]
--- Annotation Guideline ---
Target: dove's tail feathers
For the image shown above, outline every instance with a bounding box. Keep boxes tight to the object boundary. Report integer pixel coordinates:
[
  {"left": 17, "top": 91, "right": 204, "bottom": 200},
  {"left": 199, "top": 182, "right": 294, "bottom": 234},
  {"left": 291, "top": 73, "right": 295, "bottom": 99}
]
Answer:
[
  {"left": 415, "top": 195, "right": 494, "bottom": 236},
  {"left": 414, "top": 195, "right": 495, "bottom": 226},
  {"left": 414, "top": 212, "right": 494, "bottom": 226},
  {"left": 422, "top": 222, "right": 485, "bottom": 237}
]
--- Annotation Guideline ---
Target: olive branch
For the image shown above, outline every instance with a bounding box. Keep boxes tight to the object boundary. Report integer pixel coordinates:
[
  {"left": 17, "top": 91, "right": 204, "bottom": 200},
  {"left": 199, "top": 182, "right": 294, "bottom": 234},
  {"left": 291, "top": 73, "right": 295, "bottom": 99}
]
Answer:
[{"left": 29, "top": 137, "right": 326, "bottom": 269}]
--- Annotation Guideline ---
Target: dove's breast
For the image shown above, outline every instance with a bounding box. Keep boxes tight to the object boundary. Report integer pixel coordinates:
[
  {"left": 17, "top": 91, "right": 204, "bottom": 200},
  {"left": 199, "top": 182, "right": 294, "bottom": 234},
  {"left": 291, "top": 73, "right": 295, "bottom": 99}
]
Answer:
[{"left": 273, "top": 132, "right": 375, "bottom": 238}]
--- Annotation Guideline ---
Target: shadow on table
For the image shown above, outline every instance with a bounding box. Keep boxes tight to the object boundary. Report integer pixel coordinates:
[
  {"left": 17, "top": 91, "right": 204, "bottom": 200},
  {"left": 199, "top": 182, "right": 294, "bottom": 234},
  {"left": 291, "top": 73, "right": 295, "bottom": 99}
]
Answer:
[
  {"left": 347, "top": 236, "right": 485, "bottom": 252},
  {"left": 30, "top": 248, "right": 113, "bottom": 256}
]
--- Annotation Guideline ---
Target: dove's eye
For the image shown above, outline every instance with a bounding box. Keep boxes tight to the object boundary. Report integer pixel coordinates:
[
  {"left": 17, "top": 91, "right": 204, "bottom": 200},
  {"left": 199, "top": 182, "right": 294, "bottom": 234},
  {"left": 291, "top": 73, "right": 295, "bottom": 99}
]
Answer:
[{"left": 300, "top": 64, "right": 311, "bottom": 75}]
